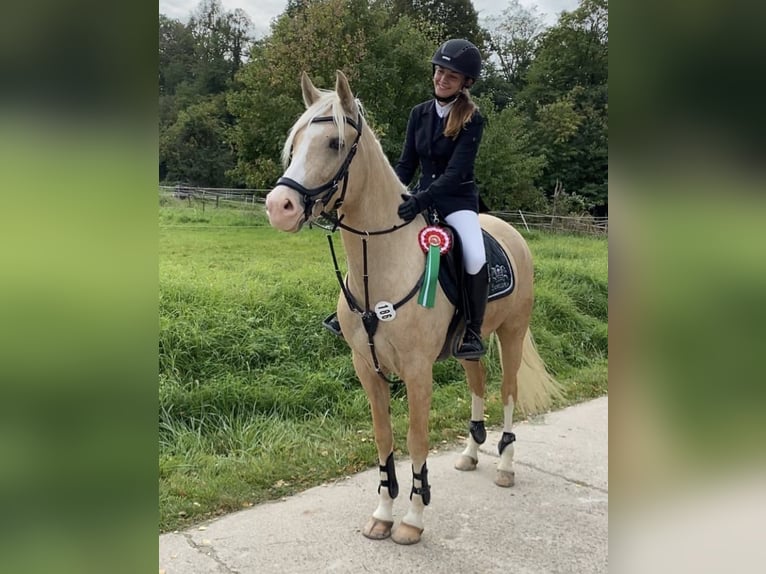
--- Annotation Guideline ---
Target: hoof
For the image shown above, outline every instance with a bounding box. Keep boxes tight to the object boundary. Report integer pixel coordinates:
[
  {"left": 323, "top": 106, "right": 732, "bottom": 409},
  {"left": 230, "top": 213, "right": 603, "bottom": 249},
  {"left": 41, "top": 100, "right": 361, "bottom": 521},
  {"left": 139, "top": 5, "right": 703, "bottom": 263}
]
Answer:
[
  {"left": 362, "top": 517, "right": 393, "bottom": 540},
  {"left": 454, "top": 454, "right": 478, "bottom": 471},
  {"left": 391, "top": 522, "right": 424, "bottom": 545},
  {"left": 495, "top": 469, "right": 515, "bottom": 488}
]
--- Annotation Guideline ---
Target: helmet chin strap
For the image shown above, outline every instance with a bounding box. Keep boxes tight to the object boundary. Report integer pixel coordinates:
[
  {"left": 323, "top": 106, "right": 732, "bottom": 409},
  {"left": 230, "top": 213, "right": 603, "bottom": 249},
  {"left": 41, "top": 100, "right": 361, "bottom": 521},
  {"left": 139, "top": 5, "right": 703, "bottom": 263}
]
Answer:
[{"left": 433, "top": 90, "right": 460, "bottom": 104}]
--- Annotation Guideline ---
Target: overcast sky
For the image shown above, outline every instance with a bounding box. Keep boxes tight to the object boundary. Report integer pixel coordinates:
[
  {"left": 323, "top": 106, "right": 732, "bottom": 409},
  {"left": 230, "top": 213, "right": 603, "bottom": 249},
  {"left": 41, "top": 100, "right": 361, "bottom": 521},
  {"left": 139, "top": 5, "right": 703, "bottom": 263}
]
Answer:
[{"left": 159, "top": 0, "right": 580, "bottom": 39}]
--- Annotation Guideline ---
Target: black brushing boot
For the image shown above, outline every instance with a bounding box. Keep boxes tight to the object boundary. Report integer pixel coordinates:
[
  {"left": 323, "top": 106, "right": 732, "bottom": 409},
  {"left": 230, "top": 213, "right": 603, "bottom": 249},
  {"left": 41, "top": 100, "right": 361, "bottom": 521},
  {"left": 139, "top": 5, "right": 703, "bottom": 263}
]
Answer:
[
  {"left": 454, "top": 263, "right": 488, "bottom": 360},
  {"left": 322, "top": 312, "right": 343, "bottom": 337}
]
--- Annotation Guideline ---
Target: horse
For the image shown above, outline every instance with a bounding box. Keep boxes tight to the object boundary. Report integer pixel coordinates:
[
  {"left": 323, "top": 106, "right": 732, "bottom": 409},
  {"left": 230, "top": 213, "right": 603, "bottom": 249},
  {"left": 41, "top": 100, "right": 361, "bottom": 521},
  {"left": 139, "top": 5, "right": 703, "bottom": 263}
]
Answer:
[{"left": 265, "top": 70, "right": 561, "bottom": 545}]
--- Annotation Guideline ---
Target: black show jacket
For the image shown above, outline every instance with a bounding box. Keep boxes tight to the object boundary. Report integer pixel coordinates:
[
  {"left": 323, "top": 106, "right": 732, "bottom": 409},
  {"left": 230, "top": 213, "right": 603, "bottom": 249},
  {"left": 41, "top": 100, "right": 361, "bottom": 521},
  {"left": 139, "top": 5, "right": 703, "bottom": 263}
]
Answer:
[{"left": 395, "top": 100, "right": 484, "bottom": 216}]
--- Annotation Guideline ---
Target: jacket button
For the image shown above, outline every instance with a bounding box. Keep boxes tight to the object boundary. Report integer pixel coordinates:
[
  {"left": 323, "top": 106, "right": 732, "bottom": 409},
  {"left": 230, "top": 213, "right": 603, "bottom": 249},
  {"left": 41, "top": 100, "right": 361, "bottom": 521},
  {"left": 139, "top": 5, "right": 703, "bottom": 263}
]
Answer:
[{"left": 431, "top": 174, "right": 436, "bottom": 179}]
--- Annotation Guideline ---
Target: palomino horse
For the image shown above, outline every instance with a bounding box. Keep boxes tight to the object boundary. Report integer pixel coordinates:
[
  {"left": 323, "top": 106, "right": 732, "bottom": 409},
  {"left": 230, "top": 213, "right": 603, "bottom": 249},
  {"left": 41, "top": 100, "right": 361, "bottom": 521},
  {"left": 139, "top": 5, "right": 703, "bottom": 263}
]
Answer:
[{"left": 266, "top": 71, "right": 561, "bottom": 545}]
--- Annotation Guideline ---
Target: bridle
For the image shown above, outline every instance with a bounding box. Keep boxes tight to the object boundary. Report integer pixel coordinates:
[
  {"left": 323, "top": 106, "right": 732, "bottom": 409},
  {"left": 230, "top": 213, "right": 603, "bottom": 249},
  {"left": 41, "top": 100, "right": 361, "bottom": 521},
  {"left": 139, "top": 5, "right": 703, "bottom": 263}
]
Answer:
[
  {"left": 275, "top": 112, "right": 363, "bottom": 223},
  {"left": 276, "top": 109, "right": 414, "bottom": 237}
]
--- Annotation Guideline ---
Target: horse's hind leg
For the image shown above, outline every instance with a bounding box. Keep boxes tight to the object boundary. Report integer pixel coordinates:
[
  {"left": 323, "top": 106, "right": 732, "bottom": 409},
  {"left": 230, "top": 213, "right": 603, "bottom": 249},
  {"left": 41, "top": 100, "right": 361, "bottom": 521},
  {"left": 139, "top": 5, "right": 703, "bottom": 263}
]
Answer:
[
  {"left": 494, "top": 323, "right": 525, "bottom": 487},
  {"left": 454, "top": 359, "right": 487, "bottom": 471},
  {"left": 353, "top": 353, "right": 397, "bottom": 540}
]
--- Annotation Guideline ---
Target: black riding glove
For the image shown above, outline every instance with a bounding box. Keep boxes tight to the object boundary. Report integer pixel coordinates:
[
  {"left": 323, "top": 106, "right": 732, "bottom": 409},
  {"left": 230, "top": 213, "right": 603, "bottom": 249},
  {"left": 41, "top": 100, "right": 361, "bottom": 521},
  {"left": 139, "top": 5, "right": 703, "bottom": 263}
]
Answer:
[{"left": 397, "top": 192, "right": 433, "bottom": 222}]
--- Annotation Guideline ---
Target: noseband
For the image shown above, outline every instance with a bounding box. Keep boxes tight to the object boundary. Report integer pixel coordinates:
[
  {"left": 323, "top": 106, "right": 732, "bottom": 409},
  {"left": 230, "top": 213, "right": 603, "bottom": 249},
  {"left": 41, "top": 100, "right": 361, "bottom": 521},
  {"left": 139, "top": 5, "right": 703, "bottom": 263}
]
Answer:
[{"left": 276, "top": 112, "right": 363, "bottom": 221}]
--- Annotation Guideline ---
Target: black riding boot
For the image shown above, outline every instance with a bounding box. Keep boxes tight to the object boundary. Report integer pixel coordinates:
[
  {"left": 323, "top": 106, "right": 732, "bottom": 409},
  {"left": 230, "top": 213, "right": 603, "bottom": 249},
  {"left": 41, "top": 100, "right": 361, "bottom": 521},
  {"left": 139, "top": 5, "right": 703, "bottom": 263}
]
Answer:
[
  {"left": 455, "top": 264, "right": 488, "bottom": 360},
  {"left": 322, "top": 312, "right": 343, "bottom": 337}
]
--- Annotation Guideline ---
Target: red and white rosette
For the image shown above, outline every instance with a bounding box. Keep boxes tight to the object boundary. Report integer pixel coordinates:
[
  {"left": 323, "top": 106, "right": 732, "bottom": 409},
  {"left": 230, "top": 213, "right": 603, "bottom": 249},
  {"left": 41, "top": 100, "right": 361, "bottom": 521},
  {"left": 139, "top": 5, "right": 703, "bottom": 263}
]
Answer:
[
  {"left": 417, "top": 226, "right": 451, "bottom": 308},
  {"left": 418, "top": 226, "right": 451, "bottom": 255}
]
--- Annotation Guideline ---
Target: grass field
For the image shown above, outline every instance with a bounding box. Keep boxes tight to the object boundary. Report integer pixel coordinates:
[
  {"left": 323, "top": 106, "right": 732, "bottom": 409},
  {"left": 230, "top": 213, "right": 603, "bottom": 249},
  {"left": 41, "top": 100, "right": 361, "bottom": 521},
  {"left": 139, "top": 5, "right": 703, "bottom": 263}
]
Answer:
[{"left": 159, "top": 199, "right": 608, "bottom": 532}]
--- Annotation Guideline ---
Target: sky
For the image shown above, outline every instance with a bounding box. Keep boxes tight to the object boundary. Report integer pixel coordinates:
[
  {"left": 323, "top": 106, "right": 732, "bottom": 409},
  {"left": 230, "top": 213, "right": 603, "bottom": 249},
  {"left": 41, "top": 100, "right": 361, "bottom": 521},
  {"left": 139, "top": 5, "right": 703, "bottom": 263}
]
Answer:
[{"left": 159, "top": 0, "right": 580, "bottom": 39}]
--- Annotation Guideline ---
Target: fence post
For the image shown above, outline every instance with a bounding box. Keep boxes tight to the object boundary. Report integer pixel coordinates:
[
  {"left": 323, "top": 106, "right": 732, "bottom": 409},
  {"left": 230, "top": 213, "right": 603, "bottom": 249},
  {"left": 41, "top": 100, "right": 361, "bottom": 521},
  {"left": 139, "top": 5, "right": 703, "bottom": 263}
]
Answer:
[{"left": 518, "top": 210, "right": 530, "bottom": 232}]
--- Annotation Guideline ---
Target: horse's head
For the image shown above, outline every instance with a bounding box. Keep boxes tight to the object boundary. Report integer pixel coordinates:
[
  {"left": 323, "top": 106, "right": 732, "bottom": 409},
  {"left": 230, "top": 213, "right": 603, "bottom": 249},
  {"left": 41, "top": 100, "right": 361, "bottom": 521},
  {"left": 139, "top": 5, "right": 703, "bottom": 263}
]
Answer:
[{"left": 266, "top": 70, "right": 362, "bottom": 232}]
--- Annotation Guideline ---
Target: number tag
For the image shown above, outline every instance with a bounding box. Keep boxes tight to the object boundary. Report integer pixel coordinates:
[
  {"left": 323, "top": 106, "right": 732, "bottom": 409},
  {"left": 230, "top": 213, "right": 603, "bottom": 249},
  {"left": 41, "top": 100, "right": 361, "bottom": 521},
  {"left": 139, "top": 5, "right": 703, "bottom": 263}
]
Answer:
[{"left": 374, "top": 301, "right": 396, "bottom": 322}]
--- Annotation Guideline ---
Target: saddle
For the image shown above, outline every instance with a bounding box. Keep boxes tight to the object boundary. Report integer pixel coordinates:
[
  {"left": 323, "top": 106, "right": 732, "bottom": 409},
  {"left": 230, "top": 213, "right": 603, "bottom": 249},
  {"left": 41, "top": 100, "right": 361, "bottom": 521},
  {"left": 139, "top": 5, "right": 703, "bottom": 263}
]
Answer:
[{"left": 430, "top": 220, "right": 515, "bottom": 361}]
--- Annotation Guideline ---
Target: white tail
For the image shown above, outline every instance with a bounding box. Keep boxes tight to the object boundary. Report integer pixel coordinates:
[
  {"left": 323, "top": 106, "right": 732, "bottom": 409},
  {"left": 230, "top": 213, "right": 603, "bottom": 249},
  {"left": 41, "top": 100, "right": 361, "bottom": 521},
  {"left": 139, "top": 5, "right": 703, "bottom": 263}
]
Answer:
[{"left": 516, "top": 328, "right": 564, "bottom": 415}]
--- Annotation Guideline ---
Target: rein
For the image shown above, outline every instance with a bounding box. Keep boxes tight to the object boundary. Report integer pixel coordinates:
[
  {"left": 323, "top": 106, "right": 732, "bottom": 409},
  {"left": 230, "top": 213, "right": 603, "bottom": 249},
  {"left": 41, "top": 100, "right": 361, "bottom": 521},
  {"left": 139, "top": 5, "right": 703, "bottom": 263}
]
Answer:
[{"left": 316, "top": 212, "right": 414, "bottom": 236}]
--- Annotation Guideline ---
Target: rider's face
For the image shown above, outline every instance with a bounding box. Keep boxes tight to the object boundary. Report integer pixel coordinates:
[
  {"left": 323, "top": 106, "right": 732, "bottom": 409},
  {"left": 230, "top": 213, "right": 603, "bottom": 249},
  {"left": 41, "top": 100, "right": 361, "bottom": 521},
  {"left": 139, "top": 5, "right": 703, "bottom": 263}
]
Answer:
[{"left": 433, "top": 66, "right": 465, "bottom": 99}]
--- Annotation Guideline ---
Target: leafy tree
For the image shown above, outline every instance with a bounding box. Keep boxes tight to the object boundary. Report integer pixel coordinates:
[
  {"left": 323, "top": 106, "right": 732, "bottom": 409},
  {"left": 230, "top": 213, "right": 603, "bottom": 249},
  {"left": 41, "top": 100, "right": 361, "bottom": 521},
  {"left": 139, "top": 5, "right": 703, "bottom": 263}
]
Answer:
[
  {"left": 159, "top": 14, "right": 197, "bottom": 97},
  {"left": 356, "top": 17, "right": 436, "bottom": 160},
  {"left": 483, "top": 0, "right": 545, "bottom": 100},
  {"left": 189, "top": 0, "right": 253, "bottom": 95},
  {"left": 227, "top": 0, "right": 373, "bottom": 187},
  {"left": 520, "top": 0, "right": 607, "bottom": 111},
  {"left": 473, "top": 95, "right": 547, "bottom": 211},
  {"left": 472, "top": 62, "right": 515, "bottom": 111},
  {"left": 160, "top": 95, "right": 235, "bottom": 187},
  {"left": 390, "top": 0, "right": 487, "bottom": 50},
  {"left": 227, "top": 0, "right": 435, "bottom": 188},
  {"left": 158, "top": 0, "right": 608, "bottom": 212},
  {"left": 159, "top": 0, "right": 254, "bottom": 186},
  {"left": 517, "top": 0, "right": 608, "bottom": 214}
]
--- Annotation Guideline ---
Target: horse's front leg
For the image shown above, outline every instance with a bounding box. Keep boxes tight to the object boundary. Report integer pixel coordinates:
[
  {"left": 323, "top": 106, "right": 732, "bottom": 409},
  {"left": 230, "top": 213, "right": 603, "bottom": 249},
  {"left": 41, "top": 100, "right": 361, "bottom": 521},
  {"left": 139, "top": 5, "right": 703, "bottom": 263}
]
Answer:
[
  {"left": 352, "top": 352, "right": 397, "bottom": 540},
  {"left": 392, "top": 369, "right": 433, "bottom": 545}
]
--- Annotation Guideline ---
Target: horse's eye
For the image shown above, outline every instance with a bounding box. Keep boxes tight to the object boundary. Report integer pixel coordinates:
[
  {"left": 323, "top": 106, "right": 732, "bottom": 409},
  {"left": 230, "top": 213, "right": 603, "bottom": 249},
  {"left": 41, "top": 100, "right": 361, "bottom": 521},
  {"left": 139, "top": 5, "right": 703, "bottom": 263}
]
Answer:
[{"left": 329, "top": 138, "right": 343, "bottom": 150}]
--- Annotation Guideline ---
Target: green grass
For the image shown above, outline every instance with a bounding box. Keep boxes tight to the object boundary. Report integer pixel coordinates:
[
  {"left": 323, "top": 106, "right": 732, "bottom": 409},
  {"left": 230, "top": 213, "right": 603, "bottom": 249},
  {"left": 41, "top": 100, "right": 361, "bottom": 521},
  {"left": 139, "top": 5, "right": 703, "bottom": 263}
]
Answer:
[{"left": 159, "top": 201, "right": 608, "bottom": 532}]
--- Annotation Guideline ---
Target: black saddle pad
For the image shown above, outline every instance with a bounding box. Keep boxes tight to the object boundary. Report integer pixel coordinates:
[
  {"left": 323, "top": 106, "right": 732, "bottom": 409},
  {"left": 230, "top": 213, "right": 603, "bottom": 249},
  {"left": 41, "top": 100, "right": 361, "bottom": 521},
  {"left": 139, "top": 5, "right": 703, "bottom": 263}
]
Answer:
[{"left": 438, "top": 229, "right": 515, "bottom": 307}]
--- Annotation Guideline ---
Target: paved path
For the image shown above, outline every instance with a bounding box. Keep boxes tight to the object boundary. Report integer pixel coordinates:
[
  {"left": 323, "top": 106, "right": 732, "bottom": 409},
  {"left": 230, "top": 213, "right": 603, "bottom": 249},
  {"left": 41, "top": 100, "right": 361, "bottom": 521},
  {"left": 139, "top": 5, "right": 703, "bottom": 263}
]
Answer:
[{"left": 160, "top": 396, "right": 608, "bottom": 573}]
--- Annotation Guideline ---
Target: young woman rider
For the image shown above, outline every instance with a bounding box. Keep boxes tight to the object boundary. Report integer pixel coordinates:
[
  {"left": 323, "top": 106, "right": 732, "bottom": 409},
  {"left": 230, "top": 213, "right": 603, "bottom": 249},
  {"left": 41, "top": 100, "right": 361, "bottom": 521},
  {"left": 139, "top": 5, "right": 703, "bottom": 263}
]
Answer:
[{"left": 394, "top": 38, "right": 487, "bottom": 359}]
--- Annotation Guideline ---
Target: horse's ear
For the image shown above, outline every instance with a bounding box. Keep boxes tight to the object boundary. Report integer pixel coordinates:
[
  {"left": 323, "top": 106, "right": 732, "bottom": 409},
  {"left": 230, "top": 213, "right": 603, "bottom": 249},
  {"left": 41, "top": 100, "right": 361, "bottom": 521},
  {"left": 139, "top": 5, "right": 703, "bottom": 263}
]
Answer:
[
  {"left": 301, "top": 71, "right": 322, "bottom": 109},
  {"left": 335, "top": 70, "right": 357, "bottom": 115}
]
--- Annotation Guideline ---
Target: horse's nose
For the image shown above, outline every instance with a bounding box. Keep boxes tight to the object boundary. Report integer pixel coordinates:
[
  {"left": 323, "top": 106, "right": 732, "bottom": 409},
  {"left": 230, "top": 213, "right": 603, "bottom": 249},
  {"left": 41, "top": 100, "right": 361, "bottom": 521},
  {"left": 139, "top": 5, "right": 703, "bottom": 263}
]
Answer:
[
  {"left": 265, "top": 187, "right": 303, "bottom": 231},
  {"left": 266, "top": 188, "right": 298, "bottom": 216}
]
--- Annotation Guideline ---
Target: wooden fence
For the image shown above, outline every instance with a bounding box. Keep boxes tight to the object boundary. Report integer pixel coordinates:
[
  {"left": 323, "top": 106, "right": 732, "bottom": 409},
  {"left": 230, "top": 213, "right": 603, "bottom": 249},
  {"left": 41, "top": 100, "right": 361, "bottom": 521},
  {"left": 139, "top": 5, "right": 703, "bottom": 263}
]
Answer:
[
  {"left": 159, "top": 185, "right": 607, "bottom": 235},
  {"left": 159, "top": 185, "right": 267, "bottom": 208}
]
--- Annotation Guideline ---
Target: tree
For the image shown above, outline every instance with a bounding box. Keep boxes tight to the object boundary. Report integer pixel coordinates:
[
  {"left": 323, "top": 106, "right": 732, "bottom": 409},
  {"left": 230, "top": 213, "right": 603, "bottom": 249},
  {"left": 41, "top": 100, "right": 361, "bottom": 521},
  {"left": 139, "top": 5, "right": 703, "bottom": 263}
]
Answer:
[
  {"left": 227, "top": 0, "right": 436, "bottom": 188},
  {"left": 158, "top": 0, "right": 608, "bottom": 208},
  {"left": 159, "top": 1, "right": 254, "bottom": 186},
  {"left": 160, "top": 95, "right": 235, "bottom": 187},
  {"left": 189, "top": 0, "right": 253, "bottom": 95},
  {"left": 391, "top": 0, "right": 487, "bottom": 51},
  {"left": 483, "top": 0, "right": 545, "bottom": 100},
  {"left": 520, "top": 0, "right": 607, "bottom": 111},
  {"left": 159, "top": 15, "right": 197, "bottom": 96},
  {"left": 517, "top": 0, "right": 608, "bottom": 214},
  {"left": 473, "top": 96, "right": 547, "bottom": 211},
  {"left": 356, "top": 16, "right": 436, "bottom": 160}
]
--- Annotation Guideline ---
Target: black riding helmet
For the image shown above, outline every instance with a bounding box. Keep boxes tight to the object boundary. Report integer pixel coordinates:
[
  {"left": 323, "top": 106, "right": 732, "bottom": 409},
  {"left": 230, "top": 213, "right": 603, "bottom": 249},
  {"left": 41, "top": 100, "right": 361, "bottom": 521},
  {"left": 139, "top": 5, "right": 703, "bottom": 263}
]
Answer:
[{"left": 431, "top": 39, "right": 482, "bottom": 83}]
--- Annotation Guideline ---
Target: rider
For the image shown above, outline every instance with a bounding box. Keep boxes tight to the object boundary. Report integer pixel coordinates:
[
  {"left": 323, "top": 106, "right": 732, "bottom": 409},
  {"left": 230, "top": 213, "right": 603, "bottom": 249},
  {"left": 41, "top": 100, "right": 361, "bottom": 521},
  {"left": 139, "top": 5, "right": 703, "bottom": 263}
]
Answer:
[
  {"left": 324, "top": 38, "right": 488, "bottom": 360},
  {"left": 395, "top": 38, "right": 487, "bottom": 359}
]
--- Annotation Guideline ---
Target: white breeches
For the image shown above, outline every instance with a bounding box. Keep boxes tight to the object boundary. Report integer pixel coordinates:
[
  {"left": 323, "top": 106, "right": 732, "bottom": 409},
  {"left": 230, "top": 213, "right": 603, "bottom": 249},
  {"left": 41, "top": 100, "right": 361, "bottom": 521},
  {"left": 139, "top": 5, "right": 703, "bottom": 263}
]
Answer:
[{"left": 445, "top": 210, "right": 486, "bottom": 275}]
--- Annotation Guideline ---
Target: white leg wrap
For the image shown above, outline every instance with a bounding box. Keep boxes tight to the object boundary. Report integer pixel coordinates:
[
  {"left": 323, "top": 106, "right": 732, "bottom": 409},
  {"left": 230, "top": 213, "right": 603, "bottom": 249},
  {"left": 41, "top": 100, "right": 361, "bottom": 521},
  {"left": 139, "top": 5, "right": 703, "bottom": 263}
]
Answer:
[
  {"left": 471, "top": 394, "right": 484, "bottom": 421},
  {"left": 503, "top": 398, "right": 514, "bottom": 433},
  {"left": 372, "top": 486, "right": 394, "bottom": 522},
  {"left": 372, "top": 467, "right": 395, "bottom": 521},
  {"left": 402, "top": 495, "right": 425, "bottom": 530},
  {"left": 460, "top": 435, "right": 480, "bottom": 462},
  {"left": 497, "top": 442, "right": 515, "bottom": 473}
]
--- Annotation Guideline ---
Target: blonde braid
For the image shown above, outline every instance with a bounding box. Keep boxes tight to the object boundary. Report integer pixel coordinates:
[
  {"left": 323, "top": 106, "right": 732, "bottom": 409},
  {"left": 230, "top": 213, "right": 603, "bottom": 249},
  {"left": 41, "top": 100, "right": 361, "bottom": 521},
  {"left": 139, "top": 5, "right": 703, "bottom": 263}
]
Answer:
[{"left": 444, "top": 89, "right": 477, "bottom": 139}]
